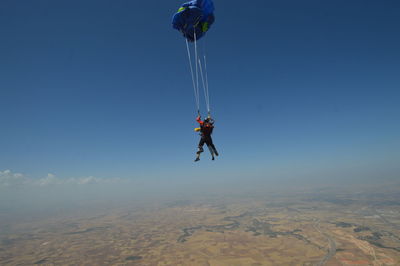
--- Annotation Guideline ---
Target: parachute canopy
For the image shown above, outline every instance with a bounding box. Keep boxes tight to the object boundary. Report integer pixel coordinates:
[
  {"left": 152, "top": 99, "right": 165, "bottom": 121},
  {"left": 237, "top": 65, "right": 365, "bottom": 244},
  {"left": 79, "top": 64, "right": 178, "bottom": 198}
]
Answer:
[{"left": 172, "top": 0, "right": 215, "bottom": 42}]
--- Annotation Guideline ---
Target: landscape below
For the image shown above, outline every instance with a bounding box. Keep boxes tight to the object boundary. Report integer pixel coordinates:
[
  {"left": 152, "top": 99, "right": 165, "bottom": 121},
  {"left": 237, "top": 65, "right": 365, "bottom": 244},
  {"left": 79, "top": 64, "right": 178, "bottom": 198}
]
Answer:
[{"left": 1, "top": 183, "right": 399, "bottom": 265}]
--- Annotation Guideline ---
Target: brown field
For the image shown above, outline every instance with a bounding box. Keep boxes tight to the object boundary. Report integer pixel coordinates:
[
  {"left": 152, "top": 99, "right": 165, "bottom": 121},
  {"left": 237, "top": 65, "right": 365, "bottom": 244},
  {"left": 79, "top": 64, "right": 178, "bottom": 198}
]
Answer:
[{"left": 1, "top": 186, "right": 399, "bottom": 265}]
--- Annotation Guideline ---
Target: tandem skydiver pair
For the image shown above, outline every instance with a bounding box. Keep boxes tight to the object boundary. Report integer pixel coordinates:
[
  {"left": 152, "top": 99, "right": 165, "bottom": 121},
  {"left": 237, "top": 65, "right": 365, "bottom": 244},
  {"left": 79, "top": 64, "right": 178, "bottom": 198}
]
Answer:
[{"left": 194, "top": 115, "right": 219, "bottom": 162}]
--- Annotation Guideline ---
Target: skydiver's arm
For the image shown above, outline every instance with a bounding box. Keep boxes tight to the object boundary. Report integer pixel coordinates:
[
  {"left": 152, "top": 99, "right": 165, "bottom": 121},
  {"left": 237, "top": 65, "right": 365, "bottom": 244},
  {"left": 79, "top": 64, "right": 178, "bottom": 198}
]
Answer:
[{"left": 196, "top": 116, "right": 204, "bottom": 125}]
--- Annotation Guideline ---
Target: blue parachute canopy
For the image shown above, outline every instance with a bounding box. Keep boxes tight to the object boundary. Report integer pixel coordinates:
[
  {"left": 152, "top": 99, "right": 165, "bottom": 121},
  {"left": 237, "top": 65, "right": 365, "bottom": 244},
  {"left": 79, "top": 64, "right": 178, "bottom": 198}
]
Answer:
[{"left": 172, "top": 0, "right": 215, "bottom": 42}]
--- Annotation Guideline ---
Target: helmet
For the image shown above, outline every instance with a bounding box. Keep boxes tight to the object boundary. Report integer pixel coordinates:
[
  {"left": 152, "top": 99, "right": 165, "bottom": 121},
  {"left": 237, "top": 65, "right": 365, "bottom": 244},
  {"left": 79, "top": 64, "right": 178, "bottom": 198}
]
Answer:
[{"left": 204, "top": 117, "right": 214, "bottom": 125}]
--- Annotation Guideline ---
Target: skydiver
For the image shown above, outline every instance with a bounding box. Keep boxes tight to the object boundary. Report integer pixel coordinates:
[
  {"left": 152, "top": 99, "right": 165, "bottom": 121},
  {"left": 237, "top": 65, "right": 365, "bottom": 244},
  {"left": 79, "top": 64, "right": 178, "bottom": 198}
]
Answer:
[{"left": 194, "top": 115, "right": 219, "bottom": 162}]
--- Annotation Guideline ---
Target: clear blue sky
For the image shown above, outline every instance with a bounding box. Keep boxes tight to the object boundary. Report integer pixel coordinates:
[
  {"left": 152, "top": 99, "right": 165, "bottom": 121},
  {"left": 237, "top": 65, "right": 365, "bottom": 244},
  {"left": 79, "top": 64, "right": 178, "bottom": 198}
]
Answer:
[{"left": 1, "top": 0, "right": 399, "bottom": 181}]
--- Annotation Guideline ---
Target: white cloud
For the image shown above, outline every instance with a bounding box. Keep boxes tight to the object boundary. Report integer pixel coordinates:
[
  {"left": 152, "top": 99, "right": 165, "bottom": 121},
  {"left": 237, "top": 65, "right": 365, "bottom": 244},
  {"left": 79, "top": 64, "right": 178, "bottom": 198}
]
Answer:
[
  {"left": 37, "top": 173, "right": 61, "bottom": 186},
  {"left": 0, "top": 170, "right": 122, "bottom": 188},
  {"left": 0, "top": 170, "right": 28, "bottom": 187}
]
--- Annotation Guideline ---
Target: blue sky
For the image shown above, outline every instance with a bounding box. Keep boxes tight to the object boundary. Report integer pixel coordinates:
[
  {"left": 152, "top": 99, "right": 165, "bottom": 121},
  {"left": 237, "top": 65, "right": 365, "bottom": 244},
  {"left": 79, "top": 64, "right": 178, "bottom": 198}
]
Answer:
[{"left": 1, "top": 0, "right": 399, "bottom": 182}]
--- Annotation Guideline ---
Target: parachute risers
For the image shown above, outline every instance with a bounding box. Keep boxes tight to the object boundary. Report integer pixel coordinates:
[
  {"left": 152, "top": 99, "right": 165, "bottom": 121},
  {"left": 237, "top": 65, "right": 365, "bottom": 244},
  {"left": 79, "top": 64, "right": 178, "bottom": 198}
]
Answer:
[{"left": 173, "top": 0, "right": 214, "bottom": 116}]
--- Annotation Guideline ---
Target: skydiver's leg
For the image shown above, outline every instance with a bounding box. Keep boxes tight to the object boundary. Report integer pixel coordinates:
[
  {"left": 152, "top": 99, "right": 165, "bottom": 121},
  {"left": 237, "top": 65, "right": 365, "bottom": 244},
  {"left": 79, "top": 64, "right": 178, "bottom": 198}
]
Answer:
[
  {"left": 208, "top": 137, "right": 219, "bottom": 156},
  {"left": 195, "top": 138, "right": 205, "bottom": 162},
  {"left": 205, "top": 138, "right": 215, "bottom": 160},
  {"left": 198, "top": 138, "right": 205, "bottom": 153},
  {"left": 210, "top": 144, "right": 218, "bottom": 156},
  {"left": 206, "top": 144, "right": 215, "bottom": 160}
]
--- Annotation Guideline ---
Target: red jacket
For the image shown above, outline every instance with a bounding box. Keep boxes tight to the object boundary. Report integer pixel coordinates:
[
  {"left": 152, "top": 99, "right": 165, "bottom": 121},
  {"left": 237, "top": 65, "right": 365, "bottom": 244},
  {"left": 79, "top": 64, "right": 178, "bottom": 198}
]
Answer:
[{"left": 196, "top": 116, "right": 214, "bottom": 137}]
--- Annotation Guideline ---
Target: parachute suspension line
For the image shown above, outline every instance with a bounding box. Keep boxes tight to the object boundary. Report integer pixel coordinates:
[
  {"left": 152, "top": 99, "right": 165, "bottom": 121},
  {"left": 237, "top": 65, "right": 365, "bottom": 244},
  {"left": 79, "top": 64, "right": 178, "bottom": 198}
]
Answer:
[
  {"left": 204, "top": 55, "right": 211, "bottom": 116},
  {"left": 203, "top": 38, "right": 211, "bottom": 116},
  {"left": 194, "top": 30, "right": 200, "bottom": 115},
  {"left": 184, "top": 31, "right": 211, "bottom": 116},
  {"left": 198, "top": 58, "right": 210, "bottom": 115},
  {"left": 185, "top": 38, "right": 200, "bottom": 113}
]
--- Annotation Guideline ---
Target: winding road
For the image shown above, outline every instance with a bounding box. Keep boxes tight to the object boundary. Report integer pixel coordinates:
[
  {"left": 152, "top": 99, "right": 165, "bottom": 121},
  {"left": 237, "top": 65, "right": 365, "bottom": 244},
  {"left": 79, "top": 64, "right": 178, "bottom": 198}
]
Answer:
[{"left": 313, "top": 219, "right": 336, "bottom": 266}]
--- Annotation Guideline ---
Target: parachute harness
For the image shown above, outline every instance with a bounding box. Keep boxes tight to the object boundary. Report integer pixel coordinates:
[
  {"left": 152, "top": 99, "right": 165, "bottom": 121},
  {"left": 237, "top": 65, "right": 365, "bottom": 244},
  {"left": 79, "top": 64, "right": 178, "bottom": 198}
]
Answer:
[{"left": 185, "top": 30, "right": 211, "bottom": 116}]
